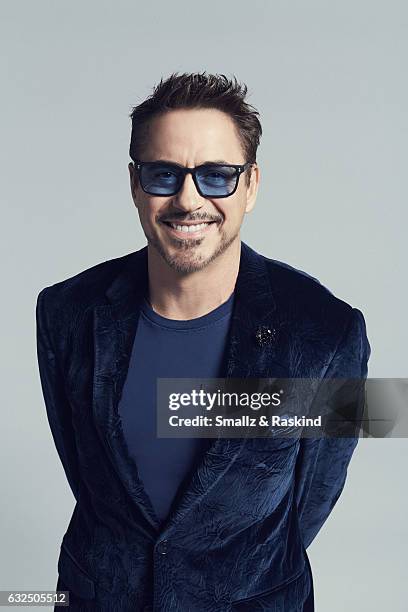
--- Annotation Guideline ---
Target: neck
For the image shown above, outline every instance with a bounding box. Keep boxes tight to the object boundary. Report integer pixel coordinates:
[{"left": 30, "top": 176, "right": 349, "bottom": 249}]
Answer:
[{"left": 146, "top": 238, "right": 240, "bottom": 320}]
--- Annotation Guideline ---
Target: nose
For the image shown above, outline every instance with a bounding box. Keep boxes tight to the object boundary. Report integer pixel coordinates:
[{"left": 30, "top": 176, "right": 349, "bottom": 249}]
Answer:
[{"left": 172, "top": 172, "right": 205, "bottom": 213}]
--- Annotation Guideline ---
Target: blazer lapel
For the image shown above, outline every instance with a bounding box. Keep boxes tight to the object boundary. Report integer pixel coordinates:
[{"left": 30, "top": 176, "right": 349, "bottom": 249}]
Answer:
[
  {"left": 92, "top": 241, "right": 285, "bottom": 536},
  {"left": 92, "top": 247, "right": 161, "bottom": 531}
]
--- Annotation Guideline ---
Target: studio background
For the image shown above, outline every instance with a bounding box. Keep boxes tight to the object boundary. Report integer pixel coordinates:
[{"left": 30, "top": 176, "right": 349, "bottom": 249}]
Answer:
[{"left": 1, "top": 1, "right": 407, "bottom": 610}]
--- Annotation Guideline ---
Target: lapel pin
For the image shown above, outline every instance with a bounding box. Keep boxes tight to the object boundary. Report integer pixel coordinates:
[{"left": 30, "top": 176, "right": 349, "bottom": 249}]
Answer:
[{"left": 255, "top": 326, "right": 277, "bottom": 347}]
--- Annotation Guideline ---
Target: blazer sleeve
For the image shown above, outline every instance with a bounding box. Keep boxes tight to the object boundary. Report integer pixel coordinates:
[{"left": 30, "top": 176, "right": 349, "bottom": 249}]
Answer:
[
  {"left": 36, "top": 287, "right": 81, "bottom": 500},
  {"left": 294, "top": 307, "right": 371, "bottom": 549}
]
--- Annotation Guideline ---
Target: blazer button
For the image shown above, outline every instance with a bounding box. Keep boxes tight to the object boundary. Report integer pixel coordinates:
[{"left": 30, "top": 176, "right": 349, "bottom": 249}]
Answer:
[{"left": 156, "top": 539, "right": 168, "bottom": 555}]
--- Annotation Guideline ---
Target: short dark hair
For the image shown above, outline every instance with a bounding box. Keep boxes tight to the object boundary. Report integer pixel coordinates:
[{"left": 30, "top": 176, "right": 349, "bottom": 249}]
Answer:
[{"left": 129, "top": 72, "right": 262, "bottom": 186}]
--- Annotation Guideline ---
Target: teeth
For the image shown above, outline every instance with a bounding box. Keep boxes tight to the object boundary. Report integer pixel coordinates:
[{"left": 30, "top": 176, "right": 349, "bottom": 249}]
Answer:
[{"left": 169, "top": 222, "right": 211, "bottom": 233}]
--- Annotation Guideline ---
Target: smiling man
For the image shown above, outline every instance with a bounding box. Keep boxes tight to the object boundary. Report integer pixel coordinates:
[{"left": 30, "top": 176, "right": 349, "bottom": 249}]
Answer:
[
  {"left": 36, "top": 72, "right": 370, "bottom": 611},
  {"left": 128, "top": 103, "right": 259, "bottom": 315}
]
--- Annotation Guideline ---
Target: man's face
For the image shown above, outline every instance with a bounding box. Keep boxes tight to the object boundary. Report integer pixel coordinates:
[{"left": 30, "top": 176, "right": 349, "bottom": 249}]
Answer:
[{"left": 129, "top": 108, "right": 260, "bottom": 274}]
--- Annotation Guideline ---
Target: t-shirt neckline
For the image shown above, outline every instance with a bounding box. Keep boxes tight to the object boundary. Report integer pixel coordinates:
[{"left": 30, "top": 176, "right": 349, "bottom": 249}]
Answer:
[{"left": 140, "top": 291, "right": 235, "bottom": 330}]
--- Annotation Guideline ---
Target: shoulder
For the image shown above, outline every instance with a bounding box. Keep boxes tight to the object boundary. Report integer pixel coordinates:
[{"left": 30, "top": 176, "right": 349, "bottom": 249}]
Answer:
[
  {"left": 262, "top": 251, "right": 350, "bottom": 313},
  {"left": 35, "top": 248, "right": 143, "bottom": 339},
  {"left": 244, "top": 241, "right": 352, "bottom": 312},
  {"left": 38, "top": 248, "right": 142, "bottom": 305},
  {"left": 244, "top": 243, "right": 368, "bottom": 353}
]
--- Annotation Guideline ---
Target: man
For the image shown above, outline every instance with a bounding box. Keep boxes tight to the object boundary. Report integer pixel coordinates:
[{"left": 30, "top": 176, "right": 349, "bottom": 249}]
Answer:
[{"left": 36, "top": 72, "right": 370, "bottom": 611}]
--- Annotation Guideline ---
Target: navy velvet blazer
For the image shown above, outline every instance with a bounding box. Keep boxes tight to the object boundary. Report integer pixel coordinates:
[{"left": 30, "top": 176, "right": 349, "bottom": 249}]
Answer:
[{"left": 36, "top": 241, "right": 370, "bottom": 611}]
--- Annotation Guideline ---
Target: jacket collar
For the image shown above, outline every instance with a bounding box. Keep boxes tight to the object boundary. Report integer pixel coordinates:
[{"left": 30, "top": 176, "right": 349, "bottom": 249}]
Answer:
[{"left": 93, "top": 240, "right": 281, "bottom": 537}]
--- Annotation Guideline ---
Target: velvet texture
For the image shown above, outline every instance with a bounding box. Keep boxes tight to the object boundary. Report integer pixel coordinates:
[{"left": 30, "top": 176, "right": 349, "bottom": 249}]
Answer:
[{"left": 36, "top": 241, "right": 370, "bottom": 611}]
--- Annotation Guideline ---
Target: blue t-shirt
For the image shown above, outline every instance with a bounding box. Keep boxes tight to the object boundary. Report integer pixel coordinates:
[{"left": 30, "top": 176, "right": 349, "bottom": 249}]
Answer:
[{"left": 118, "top": 291, "right": 235, "bottom": 526}]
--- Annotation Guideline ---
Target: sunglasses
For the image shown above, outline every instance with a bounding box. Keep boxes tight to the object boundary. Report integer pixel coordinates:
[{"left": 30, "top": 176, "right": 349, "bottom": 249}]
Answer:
[{"left": 131, "top": 160, "right": 253, "bottom": 198}]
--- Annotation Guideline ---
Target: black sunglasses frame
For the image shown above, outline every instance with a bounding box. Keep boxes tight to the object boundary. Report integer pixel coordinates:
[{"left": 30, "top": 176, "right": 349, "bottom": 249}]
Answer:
[{"left": 131, "top": 160, "right": 254, "bottom": 198}]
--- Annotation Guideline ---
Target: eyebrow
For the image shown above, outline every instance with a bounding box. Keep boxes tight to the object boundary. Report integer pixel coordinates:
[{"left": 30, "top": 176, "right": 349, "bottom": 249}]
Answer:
[{"left": 153, "top": 159, "right": 232, "bottom": 167}]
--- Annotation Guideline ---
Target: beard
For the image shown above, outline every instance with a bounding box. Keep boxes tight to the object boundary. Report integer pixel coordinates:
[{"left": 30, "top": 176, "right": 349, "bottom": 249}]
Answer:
[{"left": 145, "top": 225, "right": 238, "bottom": 274}]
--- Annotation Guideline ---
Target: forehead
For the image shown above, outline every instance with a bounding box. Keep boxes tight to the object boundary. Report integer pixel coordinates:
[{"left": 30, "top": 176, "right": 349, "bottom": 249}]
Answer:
[{"left": 141, "top": 108, "right": 245, "bottom": 163}]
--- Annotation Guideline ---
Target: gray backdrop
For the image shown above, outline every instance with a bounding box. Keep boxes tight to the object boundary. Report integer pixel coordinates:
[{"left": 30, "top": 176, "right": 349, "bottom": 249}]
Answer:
[{"left": 1, "top": 1, "right": 407, "bottom": 610}]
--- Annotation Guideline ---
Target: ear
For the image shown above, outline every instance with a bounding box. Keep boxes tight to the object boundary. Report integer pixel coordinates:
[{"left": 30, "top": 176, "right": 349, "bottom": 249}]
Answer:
[
  {"left": 128, "top": 162, "right": 138, "bottom": 204},
  {"left": 245, "top": 163, "right": 260, "bottom": 213}
]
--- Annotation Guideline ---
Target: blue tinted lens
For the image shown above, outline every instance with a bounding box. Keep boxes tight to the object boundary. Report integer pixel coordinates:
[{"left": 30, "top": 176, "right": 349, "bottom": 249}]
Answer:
[
  {"left": 139, "top": 163, "right": 239, "bottom": 196},
  {"left": 140, "top": 164, "right": 181, "bottom": 195},
  {"left": 196, "top": 165, "right": 237, "bottom": 196}
]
